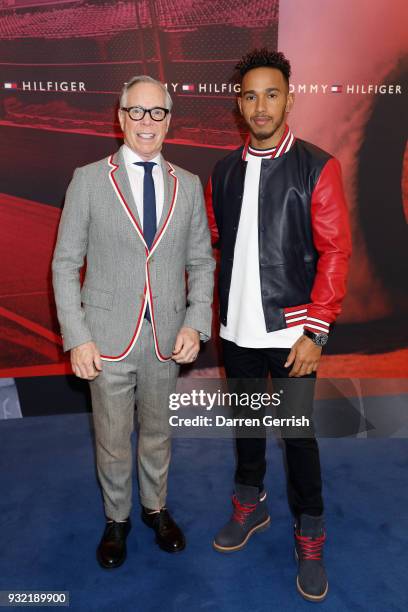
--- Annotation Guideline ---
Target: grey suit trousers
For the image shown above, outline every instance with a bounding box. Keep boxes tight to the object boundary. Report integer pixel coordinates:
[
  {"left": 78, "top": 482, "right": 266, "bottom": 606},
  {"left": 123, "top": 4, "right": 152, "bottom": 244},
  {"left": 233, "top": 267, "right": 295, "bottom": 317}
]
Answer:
[{"left": 89, "top": 319, "right": 179, "bottom": 521}]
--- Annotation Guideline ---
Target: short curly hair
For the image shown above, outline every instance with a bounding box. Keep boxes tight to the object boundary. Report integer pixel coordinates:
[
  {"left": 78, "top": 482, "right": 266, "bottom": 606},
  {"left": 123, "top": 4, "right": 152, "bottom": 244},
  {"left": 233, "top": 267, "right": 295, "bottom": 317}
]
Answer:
[{"left": 235, "top": 48, "right": 291, "bottom": 85}]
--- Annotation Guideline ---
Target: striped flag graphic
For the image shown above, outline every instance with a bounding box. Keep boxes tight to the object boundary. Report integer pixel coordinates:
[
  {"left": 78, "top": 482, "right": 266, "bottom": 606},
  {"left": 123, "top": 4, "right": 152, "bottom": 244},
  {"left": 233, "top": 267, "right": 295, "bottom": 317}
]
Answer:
[
  {"left": 182, "top": 84, "right": 195, "bottom": 92},
  {"left": 331, "top": 84, "right": 343, "bottom": 93},
  {"left": 4, "top": 82, "right": 18, "bottom": 89}
]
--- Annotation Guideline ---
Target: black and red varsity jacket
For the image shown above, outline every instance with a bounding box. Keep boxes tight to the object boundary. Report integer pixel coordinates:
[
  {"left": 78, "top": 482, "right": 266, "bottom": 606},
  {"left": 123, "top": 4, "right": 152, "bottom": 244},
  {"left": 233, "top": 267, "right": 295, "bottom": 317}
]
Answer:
[{"left": 205, "top": 130, "right": 352, "bottom": 335}]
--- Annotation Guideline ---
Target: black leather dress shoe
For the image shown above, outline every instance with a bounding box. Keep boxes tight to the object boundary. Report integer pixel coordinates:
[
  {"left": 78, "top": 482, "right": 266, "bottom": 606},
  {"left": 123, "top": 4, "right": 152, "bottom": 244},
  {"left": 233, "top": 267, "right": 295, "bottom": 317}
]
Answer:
[
  {"left": 97, "top": 518, "right": 131, "bottom": 569},
  {"left": 141, "top": 507, "right": 185, "bottom": 553}
]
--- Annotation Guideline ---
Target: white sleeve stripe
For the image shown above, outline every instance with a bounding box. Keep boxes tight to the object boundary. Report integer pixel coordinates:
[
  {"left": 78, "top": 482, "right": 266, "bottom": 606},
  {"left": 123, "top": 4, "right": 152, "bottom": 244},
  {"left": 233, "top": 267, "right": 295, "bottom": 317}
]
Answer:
[
  {"left": 285, "top": 308, "right": 308, "bottom": 316},
  {"left": 286, "top": 315, "right": 307, "bottom": 323},
  {"left": 306, "top": 316, "right": 330, "bottom": 327},
  {"left": 304, "top": 323, "right": 330, "bottom": 333}
]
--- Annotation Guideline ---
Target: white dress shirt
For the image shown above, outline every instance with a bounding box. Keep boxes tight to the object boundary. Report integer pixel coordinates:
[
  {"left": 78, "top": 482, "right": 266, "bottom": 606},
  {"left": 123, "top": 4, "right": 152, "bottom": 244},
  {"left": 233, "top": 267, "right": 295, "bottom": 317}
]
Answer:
[{"left": 123, "top": 144, "right": 164, "bottom": 227}]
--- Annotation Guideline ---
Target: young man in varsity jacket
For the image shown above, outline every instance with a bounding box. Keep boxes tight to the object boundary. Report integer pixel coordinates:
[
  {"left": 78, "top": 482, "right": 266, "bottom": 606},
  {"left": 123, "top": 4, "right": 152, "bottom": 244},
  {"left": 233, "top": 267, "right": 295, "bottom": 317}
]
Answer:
[{"left": 205, "top": 49, "right": 351, "bottom": 602}]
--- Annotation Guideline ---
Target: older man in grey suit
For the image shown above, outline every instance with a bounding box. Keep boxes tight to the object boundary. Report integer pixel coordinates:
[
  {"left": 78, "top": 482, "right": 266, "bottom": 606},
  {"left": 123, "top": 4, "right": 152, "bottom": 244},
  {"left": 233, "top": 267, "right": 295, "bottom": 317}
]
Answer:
[{"left": 52, "top": 75, "right": 215, "bottom": 568}]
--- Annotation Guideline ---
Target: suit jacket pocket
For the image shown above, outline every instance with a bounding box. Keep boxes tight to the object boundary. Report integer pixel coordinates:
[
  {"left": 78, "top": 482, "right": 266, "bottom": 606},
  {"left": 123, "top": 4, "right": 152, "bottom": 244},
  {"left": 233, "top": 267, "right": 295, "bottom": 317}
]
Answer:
[{"left": 81, "top": 286, "right": 114, "bottom": 311}]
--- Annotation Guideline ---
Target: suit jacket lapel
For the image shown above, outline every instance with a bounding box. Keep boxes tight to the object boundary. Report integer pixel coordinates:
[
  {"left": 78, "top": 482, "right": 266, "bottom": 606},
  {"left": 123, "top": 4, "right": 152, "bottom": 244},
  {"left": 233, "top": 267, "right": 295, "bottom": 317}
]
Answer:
[{"left": 111, "top": 146, "right": 143, "bottom": 230}]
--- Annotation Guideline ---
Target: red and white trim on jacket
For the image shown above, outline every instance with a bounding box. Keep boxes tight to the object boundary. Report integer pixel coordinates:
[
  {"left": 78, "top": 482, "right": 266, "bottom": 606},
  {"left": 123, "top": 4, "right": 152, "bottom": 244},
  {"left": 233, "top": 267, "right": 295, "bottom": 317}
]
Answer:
[
  {"left": 283, "top": 304, "right": 331, "bottom": 334},
  {"left": 283, "top": 303, "right": 308, "bottom": 328},
  {"left": 102, "top": 154, "right": 179, "bottom": 362},
  {"left": 247, "top": 145, "right": 276, "bottom": 157},
  {"left": 303, "top": 317, "right": 330, "bottom": 335},
  {"left": 242, "top": 124, "right": 295, "bottom": 161}
]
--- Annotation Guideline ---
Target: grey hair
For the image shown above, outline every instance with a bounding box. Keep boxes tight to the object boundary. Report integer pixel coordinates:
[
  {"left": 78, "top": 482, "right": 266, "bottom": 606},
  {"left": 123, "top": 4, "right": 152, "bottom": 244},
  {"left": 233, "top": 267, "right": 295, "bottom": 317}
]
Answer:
[{"left": 120, "top": 75, "right": 173, "bottom": 111}]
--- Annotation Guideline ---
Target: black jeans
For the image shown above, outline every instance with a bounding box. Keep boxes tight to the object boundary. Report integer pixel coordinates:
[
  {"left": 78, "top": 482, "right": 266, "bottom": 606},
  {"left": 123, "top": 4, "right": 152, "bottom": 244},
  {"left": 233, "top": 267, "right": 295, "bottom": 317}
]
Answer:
[{"left": 222, "top": 339, "right": 323, "bottom": 517}]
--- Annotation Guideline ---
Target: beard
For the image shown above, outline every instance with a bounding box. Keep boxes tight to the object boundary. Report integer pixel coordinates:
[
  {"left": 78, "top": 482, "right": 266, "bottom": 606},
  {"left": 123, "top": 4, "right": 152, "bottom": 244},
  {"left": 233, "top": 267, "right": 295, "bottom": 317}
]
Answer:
[
  {"left": 249, "top": 111, "right": 286, "bottom": 142},
  {"left": 251, "top": 126, "right": 278, "bottom": 141}
]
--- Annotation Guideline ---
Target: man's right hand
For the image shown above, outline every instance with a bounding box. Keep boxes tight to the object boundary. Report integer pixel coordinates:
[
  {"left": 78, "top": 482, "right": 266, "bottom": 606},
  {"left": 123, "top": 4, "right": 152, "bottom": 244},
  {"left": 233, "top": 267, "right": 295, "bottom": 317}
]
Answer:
[{"left": 70, "top": 341, "right": 102, "bottom": 380}]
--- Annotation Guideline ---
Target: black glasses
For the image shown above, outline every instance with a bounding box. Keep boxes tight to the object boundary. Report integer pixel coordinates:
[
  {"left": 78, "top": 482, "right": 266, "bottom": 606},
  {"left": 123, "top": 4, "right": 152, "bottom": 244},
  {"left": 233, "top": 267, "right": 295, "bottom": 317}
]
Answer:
[{"left": 120, "top": 106, "right": 169, "bottom": 122}]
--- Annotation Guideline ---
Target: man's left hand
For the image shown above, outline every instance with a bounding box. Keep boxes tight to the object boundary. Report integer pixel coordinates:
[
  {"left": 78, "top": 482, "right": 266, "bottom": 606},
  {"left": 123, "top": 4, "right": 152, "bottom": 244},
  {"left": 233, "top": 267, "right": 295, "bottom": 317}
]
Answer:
[
  {"left": 284, "top": 335, "right": 322, "bottom": 377},
  {"left": 172, "top": 327, "right": 200, "bottom": 364}
]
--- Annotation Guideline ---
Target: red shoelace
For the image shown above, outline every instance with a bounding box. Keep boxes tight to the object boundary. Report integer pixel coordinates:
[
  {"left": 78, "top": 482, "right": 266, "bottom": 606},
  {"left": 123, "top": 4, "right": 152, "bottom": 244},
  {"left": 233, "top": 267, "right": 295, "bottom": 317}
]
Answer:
[
  {"left": 232, "top": 494, "right": 257, "bottom": 525},
  {"left": 295, "top": 531, "right": 326, "bottom": 560}
]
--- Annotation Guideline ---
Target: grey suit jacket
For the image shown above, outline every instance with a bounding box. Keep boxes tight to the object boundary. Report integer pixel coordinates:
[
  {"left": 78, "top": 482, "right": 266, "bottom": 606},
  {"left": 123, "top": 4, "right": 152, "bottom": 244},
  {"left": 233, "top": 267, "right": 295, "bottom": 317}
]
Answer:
[{"left": 52, "top": 145, "right": 215, "bottom": 362}]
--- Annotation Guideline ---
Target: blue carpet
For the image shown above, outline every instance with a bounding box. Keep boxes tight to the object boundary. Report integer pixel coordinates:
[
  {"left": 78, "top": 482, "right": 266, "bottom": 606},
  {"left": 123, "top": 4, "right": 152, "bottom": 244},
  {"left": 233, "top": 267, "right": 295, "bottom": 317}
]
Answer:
[{"left": 0, "top": 414, "right": 407, "bottom": 612}]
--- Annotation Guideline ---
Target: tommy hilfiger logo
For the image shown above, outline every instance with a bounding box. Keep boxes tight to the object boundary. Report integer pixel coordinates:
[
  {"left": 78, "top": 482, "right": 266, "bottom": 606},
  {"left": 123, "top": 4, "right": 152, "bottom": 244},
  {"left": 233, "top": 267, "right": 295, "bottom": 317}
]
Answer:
[
  {"left": 289, "top": 83, "right": 402, "bottom": 95},
  {"left": 166, "top": 82, "right": 241, "bottom": 94},
  {"left": 2, "top": 81, "right": 86, "bottom": 92}
]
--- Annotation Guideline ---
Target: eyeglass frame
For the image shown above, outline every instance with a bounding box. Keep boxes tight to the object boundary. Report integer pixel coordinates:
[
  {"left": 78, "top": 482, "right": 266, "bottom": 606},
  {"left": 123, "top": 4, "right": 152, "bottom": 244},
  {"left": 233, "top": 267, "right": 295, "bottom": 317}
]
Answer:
[{"left": 120, "top": 106, "right": 170, "bottom": 122}]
